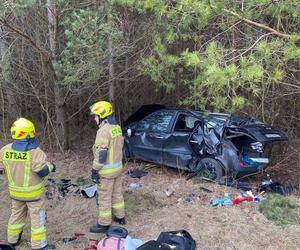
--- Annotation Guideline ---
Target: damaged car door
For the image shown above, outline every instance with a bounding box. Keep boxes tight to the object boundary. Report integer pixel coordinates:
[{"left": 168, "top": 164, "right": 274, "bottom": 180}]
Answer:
[
  {"left": 162, "top": 113, "right": 202, "bottom": 169},
  {"left": 127, "top": 110, "right": 175, "bottom": 164}
]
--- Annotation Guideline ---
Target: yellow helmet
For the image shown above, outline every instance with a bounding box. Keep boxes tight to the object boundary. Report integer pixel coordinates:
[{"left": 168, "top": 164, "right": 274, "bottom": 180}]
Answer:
[
  {"left": 90, "top": 101, "right": 113, "bottom": 119},
  {"left": 11, "top": 118, "right": 36, "bottom": 140}
]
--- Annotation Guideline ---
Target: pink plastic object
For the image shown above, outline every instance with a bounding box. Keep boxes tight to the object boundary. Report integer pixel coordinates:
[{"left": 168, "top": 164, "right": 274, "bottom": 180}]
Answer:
[{"left": 97, "top": 237, "right": 125, "bottom": 250}]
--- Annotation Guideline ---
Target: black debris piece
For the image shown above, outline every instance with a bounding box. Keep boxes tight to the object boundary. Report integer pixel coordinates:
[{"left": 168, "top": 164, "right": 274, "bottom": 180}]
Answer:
[
  {"left": 127, "top": 169, "right": 148, "bottom": 179},
  {"left": 219, "top": 181, "right": 252, "bottom": 191},
  {"left": 62, "top": 236, "right": 77, "bottom": 244},
  {"left": 259, "top": 182, "right": 294, "bottom": 196},
  {"left": 184, "top": 193, "right": 196, "bottom": 203},
  {"left": 199, "top": 187, "right": 213, "bottom": 193},
  {"left": 46, "top": 178, "right": 79, "bottom": 198}
]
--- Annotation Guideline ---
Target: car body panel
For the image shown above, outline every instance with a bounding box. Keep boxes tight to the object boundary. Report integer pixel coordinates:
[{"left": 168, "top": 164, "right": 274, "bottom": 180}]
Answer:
[
  {"left": 129, "top": 131, "right": 164, "bottom": 164},
  {"left": 123, "top": 105, "right": 288, "bottom": 176},
  {"left": 162, "top": 131, "right": 194, "bottom": 169},
  {"left": 127, "top": 109, "right": 176, "bottom": 164}
]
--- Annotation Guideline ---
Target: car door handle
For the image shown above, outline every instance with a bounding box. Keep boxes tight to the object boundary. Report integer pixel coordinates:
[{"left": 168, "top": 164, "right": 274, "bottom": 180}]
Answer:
[{"left": 156, "top": 136, "right": 164, "bottom": 139}]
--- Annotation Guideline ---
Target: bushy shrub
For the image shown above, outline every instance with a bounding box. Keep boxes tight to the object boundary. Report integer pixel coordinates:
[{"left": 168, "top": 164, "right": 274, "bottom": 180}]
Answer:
[{"left": 259, "top": 193, "right": 300, "bottom": 227}]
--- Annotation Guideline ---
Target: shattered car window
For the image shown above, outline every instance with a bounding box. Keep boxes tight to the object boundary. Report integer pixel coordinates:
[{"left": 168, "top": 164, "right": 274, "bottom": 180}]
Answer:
[
  {"left": 185, "top": 116, "right": 199, "bottom": 129},
  {"left": 174, "top": 114, "right": 200, "bottom": 132},
  {"left": 136, "top": 110, "right": 174, "bottom": 132},
  {"left": 206, "top": 120, "right": 217, "bottom": 129},
  {"left": 204, "top": 118, "right": 224, "bottom": 135},
  {"left": 204, "top": 119, "right": 215, "bottom": 133}
]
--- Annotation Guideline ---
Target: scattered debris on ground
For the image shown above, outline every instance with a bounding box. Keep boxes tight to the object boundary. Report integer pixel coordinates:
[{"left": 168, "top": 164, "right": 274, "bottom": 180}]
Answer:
[
  {"left": 259, "top": 180, "right": 294, "bottom": 196},
  {"left": 46, "top": 177, "right": 99, "bottom": 200},
  {"left": 128, "top": 183, "right": 144, "bottom": 189},
  {"left": 164, "top": 188, "right": 174, "bottom": 197},
  {"left": 127, "top": 168, "right": 148, "bottom": 179},
  {"left": 218, "top": 180, "right": 252, "bottom": 191},
  {"left": 210, "top": 190, "right": 265, "bottom": 207},
  {"left": 1, "top": 147, "right": 300, "bottom": 249}
]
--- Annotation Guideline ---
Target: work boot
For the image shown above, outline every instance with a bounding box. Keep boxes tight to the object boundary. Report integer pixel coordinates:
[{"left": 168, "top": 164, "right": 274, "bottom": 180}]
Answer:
[
  {"left": 89, "top": 224, "right": 110, "bottom": 234},
  {"left": 113, "top": 216, "right": 126, "bottom": 225},
  {"left": 32, "top": 244, "right": 56, "bottom": 250},
  {"left": 9, "top": 231, "right": 22, "bottom": 247}
]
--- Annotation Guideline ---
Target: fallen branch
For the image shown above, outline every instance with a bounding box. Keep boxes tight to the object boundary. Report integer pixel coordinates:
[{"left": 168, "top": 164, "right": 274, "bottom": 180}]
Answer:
[{"left": 223, "top": 8, "right": 297, "bottom": 39}]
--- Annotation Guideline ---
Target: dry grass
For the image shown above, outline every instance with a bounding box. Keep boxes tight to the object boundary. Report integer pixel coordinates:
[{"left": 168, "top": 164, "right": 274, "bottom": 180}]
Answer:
[
  {"left": 1, "top": 148, "right": 300, "bottom": 250},
  {"left": 264, "top": 140, "right": 300, "bottom": 184}
]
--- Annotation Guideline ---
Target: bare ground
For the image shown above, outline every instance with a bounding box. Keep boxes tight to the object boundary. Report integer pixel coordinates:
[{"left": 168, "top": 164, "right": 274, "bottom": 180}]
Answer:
[{"left": 1, "top": 147, "right": 300, "bottom": 250}]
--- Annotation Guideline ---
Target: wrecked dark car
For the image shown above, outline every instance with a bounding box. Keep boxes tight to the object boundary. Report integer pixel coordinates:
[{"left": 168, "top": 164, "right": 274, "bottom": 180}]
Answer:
[{"left": 123, "top": 105, "right": 288, "bottom": 180}]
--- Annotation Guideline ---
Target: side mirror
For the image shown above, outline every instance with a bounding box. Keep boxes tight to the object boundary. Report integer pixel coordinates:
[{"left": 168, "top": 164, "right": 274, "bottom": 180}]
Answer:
[{"left": 127, "top": 128, "right": 134, "bottom": 137}]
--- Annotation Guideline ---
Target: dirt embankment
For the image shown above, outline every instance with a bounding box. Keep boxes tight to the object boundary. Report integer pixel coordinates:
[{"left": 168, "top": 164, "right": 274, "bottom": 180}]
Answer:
[{"left": 1, "top": 147, "right": 300, "bottom": 250}]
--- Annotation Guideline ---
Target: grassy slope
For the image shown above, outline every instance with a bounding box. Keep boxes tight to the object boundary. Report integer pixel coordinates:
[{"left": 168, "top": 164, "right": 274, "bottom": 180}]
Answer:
[{"left": 1, "top": 150, "right": 300, "bottom": 250}]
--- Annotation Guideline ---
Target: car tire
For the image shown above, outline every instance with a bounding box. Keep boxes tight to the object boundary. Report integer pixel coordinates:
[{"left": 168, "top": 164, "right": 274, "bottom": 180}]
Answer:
[{"left": 198, "top": 157, "right": 224, "bottom": 180}]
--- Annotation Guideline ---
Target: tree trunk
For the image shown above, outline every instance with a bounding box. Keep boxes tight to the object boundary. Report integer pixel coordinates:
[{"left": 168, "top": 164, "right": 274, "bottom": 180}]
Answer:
[
  {"left": 0, "top": 25, "right": 18, "bottom": 123},
  {"left": 47, "top": 0, "right": 69, "bottom": 150},
  {"left": 124, "top": 55, "right": 130, "bottom": 104},
  {"left": 107, "top": 2, "right": 115, "bottom": 105}
]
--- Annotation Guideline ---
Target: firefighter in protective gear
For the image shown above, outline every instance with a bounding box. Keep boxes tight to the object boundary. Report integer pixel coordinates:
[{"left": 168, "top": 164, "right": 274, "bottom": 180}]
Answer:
[
  {"left": 89, "top": 101, "right": 126, "bottom": 234},
  {"left": 0, "top": 118, "right": 56, "bottom": 250}
]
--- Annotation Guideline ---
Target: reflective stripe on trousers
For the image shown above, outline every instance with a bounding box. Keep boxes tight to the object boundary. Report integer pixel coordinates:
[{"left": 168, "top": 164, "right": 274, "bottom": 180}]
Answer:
[
  {"left": 7, "top": 223, "right": 25, "bottom": 236},
  {"left": 99, "top": 210, "right": 112, "bottom": 218},
  {"left": 31, "top": 226, "right": 46, "bottom": 241},
  {"left": 112, "top": 201, "right": 125, "bottom": 209},
  {"left": 31, "top": 209, "right": 47, "bottom": 249}
]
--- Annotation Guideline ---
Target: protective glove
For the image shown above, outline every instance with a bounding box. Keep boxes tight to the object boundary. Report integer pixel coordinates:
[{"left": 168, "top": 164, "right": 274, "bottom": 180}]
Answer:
[
  {"left": 51, "top": 163, "right": 56, "bottom": 172},
  {"left": 91, "top": 169, "right": 100, "bottom": 184}
]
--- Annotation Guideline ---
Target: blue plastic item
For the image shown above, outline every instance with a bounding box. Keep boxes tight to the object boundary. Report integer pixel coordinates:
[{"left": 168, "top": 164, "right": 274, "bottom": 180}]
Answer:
[
  {"left": 211, "top": 197, "right": 232, "bottom": 207},
  {"left": 241, "top": 156, "right": 260, "bottom": 166}
]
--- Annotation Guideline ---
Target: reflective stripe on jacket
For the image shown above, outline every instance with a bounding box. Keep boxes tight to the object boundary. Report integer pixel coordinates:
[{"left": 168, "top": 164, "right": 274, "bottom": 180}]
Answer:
[
  {"left": 93, "top": 121, "right": 124, "bottom": 178},
  {"left": 0, "top": 144, "right": 49, "bottom": 201}
]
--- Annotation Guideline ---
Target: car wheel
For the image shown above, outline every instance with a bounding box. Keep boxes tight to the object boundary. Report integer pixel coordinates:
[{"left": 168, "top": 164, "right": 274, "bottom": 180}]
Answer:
[{"left": 197, "top": 157, "right": 224, "bottom": 180}]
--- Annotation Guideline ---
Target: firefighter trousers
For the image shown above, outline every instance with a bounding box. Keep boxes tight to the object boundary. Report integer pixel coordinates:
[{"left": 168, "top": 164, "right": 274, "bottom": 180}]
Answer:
[
  {"left": 7, "top": 198, "right": 47, "bottom": 249},
  {"left": 98, "top": 175, "right": 125, "bottom": 225}
]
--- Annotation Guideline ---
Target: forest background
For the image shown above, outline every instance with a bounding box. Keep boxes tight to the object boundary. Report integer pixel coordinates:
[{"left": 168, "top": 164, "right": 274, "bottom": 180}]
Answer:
[{"left": 0, "top": 0, "right": 299, "bottom": 152}]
